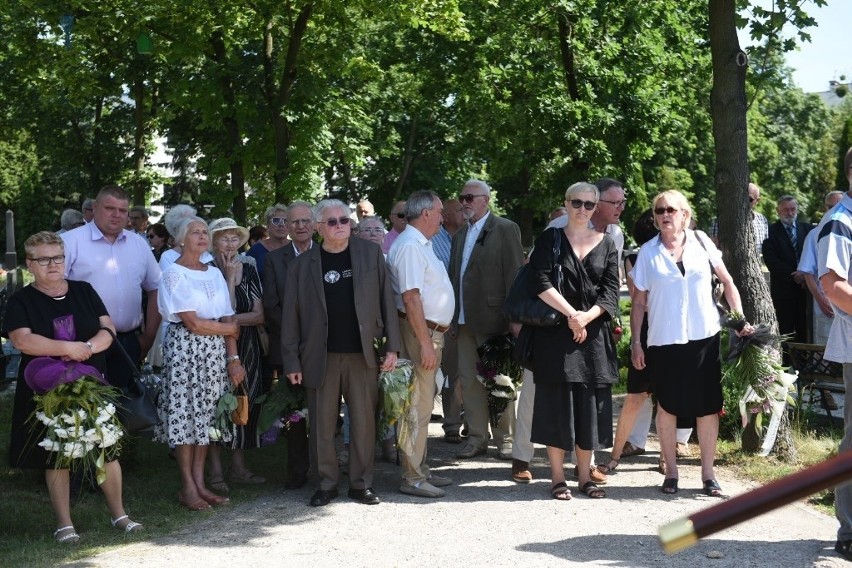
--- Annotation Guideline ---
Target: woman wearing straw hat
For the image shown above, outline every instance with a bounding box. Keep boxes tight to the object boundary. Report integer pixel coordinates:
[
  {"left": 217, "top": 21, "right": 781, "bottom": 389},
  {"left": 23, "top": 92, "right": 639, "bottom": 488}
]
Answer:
[{"left": 205, "top": 218, "right": 267, "bottom": 490}]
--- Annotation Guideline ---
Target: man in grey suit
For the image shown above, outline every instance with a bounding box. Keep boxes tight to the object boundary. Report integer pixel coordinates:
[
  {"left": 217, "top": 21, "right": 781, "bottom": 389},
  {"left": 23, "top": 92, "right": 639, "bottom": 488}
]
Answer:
[
  {"left": 282, "top": 199, "right": 401, "bottom": 507},
  {"left": 263, "top": 200, "right": 315, "bottom": 490},
  {"left": 449, "top": 179, "right": 524, "bottom": 459}
]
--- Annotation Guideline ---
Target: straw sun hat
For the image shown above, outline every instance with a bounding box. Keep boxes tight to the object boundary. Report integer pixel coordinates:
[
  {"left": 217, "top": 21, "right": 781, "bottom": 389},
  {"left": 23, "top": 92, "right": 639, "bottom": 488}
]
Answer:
[{"left": 208, "top": 218, "right": 250, "bottom": 249}]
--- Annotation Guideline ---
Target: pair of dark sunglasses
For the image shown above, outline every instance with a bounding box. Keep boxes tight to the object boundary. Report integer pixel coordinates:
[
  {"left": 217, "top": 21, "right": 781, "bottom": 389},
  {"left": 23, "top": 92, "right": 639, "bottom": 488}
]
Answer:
[
  {"left": 569, "top": 199, "right": 596, "bottom": 211},
  {"left": 322, "top": 216, "right": 351, "bottom": 227},
  {"left": 654, "top": 206, "right": 679, "bottom": 215}
]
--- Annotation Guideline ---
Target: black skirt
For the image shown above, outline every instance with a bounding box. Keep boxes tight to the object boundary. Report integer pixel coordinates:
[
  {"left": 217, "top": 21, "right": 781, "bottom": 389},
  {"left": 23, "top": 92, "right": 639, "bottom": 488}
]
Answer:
[
  {"left": 627, "top": 317, "right": 651, "bottom": 394},
  {"left": 531, "top": 382, "right": 613, "bottom": 451},
  {"left": 647, "top": 334, "right": 722, "bottom": 418}
]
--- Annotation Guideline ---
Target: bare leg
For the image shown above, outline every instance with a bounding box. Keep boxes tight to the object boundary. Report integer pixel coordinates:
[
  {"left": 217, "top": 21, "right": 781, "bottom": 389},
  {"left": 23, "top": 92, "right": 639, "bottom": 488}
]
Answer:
[
  {"left": 191, "top": 445, "right": 216, "bottom": 499},
  {"left": 45, "top": 469, "right": 73, "bottom": 530},
  {"left": 546, "top": 446, "right": 566, "bottom": 486},
  {"left": 606, "top": 393, "right": 649, "bottom": 467},
  {"left": 175, "top": 444, "right": 200, "bottom": 501},
  {"left": 206, "top": 445, "right": 225, "bottom": 480},
  {"left": 696, "top": 413, "right": 719, "bottom": 481},
  {"left": 100, "top": 460, "right": 127, "bottom": 521},
  {"left": 575, "top": 447, "right": 593, "bottom": 486},
  {"left": 656, "top": 404, "right": 678, "bottom": 479}
]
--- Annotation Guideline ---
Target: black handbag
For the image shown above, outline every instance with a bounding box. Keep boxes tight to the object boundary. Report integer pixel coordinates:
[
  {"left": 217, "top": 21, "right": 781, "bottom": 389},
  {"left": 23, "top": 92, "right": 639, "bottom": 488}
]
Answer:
[
  {"left": 695, "top": 231, "right": 730, "bottom": 316},
  {"left": 102, "top": 328, "right": 160, "bottom": 434},
  {"left": 502, "top": 227, "right": 565, "bottom": 327}
]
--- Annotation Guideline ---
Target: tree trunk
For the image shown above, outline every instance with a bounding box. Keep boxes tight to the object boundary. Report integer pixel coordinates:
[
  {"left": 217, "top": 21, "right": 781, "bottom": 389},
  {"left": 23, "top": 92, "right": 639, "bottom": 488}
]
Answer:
[
  {"left": 394, "top": 116, "right": 419, "bottom": 201},
  {"left": 708, "top": 0, "right": 795, "bottom": 459},
  {"left": 132, "top": 77, "right": 146, "bottom": 205},
  {"left": 211, "top": 31, "right": 247, "bottom": 224}
]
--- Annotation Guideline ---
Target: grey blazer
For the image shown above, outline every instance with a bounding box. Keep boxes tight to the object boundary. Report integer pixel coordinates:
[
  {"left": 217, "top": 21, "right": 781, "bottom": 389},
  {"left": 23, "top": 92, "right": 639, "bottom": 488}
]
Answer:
[
  {"left": 281, "top": 237, "right": 402, "bottom": 389},
  {"left": 448, "top": 212, "right": 524, "bottom": 337},
  {"left": 263, "top": 243, "right": 301, "bottom": 366}
]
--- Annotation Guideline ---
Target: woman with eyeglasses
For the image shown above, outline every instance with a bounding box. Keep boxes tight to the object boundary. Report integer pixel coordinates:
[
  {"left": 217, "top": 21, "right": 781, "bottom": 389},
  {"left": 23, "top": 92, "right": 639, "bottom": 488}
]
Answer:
[
  {"left": 246, "top": 204, "right": 290, "bottom": 282},
  {"left": 526, "top": 182, "right": 620, "bottom": 501},
  {"left": 146, "top": 222, "right": 170, "bottom": 262},
  {"left": 3, "top": 231, "right": 142, "bottom": 543},
  {"left": 630, "top": 190, "right": 754, "bottom": 496}
]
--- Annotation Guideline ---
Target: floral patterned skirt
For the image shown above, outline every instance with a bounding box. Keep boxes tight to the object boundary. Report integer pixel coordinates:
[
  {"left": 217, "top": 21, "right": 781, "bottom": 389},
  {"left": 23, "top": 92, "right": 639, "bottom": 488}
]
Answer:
[{"left": 153, "top": 323, "right": 231, "bottom": 446}]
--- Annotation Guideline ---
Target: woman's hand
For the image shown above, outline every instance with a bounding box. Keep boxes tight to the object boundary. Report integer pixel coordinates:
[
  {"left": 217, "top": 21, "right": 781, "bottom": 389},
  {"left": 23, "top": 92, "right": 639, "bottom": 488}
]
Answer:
[
  {"left": 568, "top": 311, "right": 591, "bottom": 331},
  {"left": 227, "top": 361, "right": 246, "bottom": 386},
  {"left": 216, "top": 250, "right": 242, "bottom": 286},
  {"left": 572, "top": 327, "right": 587, "bottom": 344},
  {"left": 735, "top": 322, "right": 756, "bottom": 337},
  {"left": 226, "top": 322, "right": 241, "bottom": 339},
  {"left": 63, "top": 341, "right": 92, "bottom": 362},
  {"left": 631, "top": 343, "right": 646, "bottom": 370}
]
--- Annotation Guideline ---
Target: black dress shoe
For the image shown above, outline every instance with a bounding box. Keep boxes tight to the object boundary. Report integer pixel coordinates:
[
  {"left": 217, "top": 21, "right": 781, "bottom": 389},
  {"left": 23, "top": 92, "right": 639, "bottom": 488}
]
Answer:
[
  {"left": 285, "top": 475, "right": 308, "bottom": 490},
  {"left": 347, "top": 487, "right": 380, "bottom": 505},
  {"left": 309, "top": 488, "right": 338, "bottom": 507}
]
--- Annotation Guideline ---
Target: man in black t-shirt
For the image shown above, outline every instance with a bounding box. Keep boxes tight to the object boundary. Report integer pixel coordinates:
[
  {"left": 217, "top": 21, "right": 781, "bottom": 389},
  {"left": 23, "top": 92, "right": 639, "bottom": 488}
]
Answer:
[{"left": 282, "top": 199, "right": 401, "bottom": 507}]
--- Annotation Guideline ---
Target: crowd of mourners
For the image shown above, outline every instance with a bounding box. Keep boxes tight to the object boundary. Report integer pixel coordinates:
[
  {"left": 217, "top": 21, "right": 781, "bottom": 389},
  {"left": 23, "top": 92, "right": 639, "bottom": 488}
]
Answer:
[{"left": 4, "top": 158, "right": 852, "bottom": 560}]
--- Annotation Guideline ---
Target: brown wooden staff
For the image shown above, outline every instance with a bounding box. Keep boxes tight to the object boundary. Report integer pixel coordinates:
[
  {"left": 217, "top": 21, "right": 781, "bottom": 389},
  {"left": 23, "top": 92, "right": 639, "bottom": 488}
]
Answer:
[{"left": 659, "top": 451, "right": 852, "bottom": 554}]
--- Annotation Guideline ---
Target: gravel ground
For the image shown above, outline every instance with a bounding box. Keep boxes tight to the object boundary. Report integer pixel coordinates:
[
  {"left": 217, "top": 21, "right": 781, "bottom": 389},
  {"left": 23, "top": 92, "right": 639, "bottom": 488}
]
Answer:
[{"left": 68, "top": 396, "right": 846, "bottom": 568}]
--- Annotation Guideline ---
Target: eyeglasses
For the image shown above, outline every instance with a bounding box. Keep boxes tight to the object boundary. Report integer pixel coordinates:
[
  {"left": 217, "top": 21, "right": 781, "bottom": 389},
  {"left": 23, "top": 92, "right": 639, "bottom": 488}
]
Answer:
[
  {"left": 288, "top": 218, "right": 312, "bottom": 226},
  {"left": 600, "top": 199, "right": 627, "bottom": 208},
  {"left": 459, "top": 194, "right": 486, "bottom": 203},
  {"left": 321, "top": 216, "right": 351, "bottom": 227},
  {"left": 569, "top": 199, "right": 596, "bottom": 211},
  {"left": 217, "top": 236, "right": 242, "bottom": 244},
  {"left": 28, "top": 255, "right": 65, "bottom": 266},
  {"left": 654, "top": 206, "right": 679, "bottom": 215},
  {"left": 359, "top": 227, "right": 384, "bottom": 234},
  {"left": 270, "top": 217, "right": 287, "bottom": 226},
  {"left": 394, "top": 213, "right": 406, "bottom": 219}
]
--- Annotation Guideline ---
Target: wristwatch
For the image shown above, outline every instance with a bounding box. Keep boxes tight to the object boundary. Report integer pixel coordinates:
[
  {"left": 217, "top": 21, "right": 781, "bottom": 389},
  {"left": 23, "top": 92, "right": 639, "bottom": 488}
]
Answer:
[
  {"left": 226, "top": 355, "right": 240, "bottom": 363},
  {"left": 85, "top": 341, "right": 93, "bottom": 352}
]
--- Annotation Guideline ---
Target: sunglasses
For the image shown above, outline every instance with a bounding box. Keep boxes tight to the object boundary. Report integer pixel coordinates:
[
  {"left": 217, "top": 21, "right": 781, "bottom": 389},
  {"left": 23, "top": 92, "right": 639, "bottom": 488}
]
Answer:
[
  {"left": 29, "top": 255, "right": 65, "bottom": 266},
  {"left": 569, "top": 199, "right": 596, "bottom": 211},
  {"left": 654, "top": 206, "right": 679, "bottom": 215},
  {"left": 459, "top": 194, "right": 485, "bottom": 204},
  {"left": 600, "top": 199, "right": 627, "bottom": 208},
  {"left": 321, "top": 216, "right": 351, "bottom": 227},
  {"left": 748, "top": 197, "right": 757, "bottom": 203},
  {"left": 270, "top": 217, "right": 287, "bottom": 226}
]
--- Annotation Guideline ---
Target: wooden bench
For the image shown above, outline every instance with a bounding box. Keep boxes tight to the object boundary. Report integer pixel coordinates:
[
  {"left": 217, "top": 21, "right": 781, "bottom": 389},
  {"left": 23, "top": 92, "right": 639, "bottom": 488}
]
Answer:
[{"left": 786, "top": 342, "right": 845, "bottom": 419}]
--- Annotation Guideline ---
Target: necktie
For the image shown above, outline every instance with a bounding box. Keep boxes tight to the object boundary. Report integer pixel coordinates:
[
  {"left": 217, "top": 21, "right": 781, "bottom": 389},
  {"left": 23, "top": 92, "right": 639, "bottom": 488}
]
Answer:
[{"left": 785, "top": 224, "right": 796, "bottom": 248}]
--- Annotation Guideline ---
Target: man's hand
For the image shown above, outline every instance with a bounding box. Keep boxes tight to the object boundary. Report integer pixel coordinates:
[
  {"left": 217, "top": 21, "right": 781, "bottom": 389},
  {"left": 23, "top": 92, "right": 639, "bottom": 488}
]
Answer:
[
  {"left": 138, "top": 332, "right": 156, "bottom": 360},
  {"left": 288, "top": 372, "right": 303, "bottom": 385},
  {"left": 817, "top": 294, "right": 835, "bottom": 318},
  {"left": 508, "top": 322, "right": 522, "bottom": 338},
  {"left": 631, "top": 343, "right": 645, "bottom": 370},
  {"left": 381, "top": 352, "right": 398, "bottom": 372},
  {"left": 792, "top": 270, "right": 806, "bottom": 286},
  {"left": 419, "top": 341, "right": 438, "bottom": 370}
]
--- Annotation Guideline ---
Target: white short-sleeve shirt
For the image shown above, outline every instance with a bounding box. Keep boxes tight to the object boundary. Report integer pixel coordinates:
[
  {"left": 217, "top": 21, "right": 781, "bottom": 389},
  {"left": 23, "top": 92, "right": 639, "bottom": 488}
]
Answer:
[
  {"left": 388, "top": 225, "right": 455, "bottom": 326},
  {"left": 158, "top": 264, "right": 235, "bottom": 323},
  {"left": 631, "top": 230, "right": 722, "bottom": 346},
  {"left": 817, "top": 194, "right": 852, "bottom": 363}
]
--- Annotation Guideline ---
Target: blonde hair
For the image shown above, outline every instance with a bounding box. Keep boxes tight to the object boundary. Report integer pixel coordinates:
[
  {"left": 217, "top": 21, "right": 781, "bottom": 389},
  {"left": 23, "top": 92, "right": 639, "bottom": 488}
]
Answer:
[
  {"left": 651, "top": 190, "right": 692, "bottom": 231},
  {"left": 24, "top": 231, "right": 64, "bottom": 257}
]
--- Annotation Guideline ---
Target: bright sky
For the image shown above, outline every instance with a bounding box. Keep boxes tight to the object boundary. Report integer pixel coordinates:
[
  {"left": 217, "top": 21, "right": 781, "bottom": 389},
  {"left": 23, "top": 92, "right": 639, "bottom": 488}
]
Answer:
[{"left": 739, "top": 0, "right": 851, "bottom": 93}]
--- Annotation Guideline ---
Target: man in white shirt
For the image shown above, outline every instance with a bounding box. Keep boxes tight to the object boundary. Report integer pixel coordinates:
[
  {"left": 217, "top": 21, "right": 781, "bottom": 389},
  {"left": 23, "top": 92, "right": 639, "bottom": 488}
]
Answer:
[
  {"left": 61, "top": 185, "right": 161, "bottom": 389},
  {"left": 388, "top": 191, "right": 455, "bottom": 498}
]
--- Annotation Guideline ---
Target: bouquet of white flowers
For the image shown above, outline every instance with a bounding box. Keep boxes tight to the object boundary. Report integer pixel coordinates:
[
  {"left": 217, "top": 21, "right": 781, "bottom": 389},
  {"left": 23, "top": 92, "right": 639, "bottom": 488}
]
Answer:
[{"left": 476, "top": 334, "right": 522, "bottom": 428}]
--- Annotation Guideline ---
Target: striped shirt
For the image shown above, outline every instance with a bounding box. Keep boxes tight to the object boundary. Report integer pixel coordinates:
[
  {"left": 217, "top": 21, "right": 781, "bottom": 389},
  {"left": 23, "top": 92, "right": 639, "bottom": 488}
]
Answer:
[{"left": 817, "top": 193, "right": 852, "bottom": 363}]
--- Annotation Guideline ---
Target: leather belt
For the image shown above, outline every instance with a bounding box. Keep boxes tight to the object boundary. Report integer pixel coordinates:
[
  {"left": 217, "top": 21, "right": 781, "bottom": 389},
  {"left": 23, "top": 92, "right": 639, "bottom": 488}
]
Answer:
[{"left": 397, "top": 310, "right": 450, "bottom": 334}]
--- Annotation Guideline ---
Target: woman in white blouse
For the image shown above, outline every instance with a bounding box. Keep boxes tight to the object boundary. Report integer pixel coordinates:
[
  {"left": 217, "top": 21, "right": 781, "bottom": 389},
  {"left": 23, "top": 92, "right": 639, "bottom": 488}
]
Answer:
[
  {"left": 154, "top": 217, "right": 245, "bottom": 511},
  {"left": 630, "top": 190, "right": 753, "bottom": 496}
]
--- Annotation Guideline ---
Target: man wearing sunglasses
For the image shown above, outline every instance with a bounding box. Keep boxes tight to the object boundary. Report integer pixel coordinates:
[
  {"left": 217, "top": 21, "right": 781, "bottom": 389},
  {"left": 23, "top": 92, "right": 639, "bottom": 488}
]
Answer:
[
  {"left": 247, "top": 204, "right": 291, "bottom": 282},
  {"left": 388, "top": 191, "right": 455, "bottom": 497},
  {"left": 449, "top": 179, "right": 524, "bottom": 460},
  {"left": 263, "top": 201, "right": 316, "bottom": 490},
  {"left": 382, "top": 200, "right": 408, "bottom": 254},
  {"left": 282, "top": 199, "right": 401, "bottom": 507}
]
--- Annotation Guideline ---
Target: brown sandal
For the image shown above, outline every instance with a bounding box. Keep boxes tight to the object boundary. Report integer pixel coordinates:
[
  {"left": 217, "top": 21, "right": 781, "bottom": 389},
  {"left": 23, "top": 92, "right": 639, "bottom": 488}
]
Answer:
[{"left": 550, "top": 481, "right": 572, "bottom": 501}]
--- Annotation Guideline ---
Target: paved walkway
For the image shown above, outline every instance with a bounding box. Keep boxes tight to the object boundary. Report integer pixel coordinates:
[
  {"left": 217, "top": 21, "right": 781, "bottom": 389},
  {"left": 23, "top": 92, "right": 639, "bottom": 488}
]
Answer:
[{"left": 69, "top": 397, "right": 845, "bottom": 568}]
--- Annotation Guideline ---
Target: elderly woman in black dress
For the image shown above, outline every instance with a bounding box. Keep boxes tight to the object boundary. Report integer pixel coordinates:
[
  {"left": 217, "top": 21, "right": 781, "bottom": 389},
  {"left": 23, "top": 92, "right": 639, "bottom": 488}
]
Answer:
[
  {"left": 529, "top": 182, "right": 620, "bottom": 500},
  {"left": 154, "top": 217, "right": 245, "bottom": 511},
  {"left": 205, "top": 218, "right": 266, "bottom": 491},
  {"left": 3, "top": 232, "right": 142, "bottom": 543},
  {"left": 630, "top": 190, "right": 754, "bottom": 496}
]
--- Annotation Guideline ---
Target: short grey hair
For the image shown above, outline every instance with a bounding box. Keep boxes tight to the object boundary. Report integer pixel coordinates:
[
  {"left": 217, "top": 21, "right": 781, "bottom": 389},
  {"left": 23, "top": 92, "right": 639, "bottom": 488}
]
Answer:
[
  {"left": 564, "top": 182, "right": 599, "bottom": 202},
  {"left": 313, "top": 199, "right": 350, "bottom": 222},
  {"left": 287, "top": 200, "right": 313, "bottom": 214},
  {"left": 825, "top": 191, "right": 844, "bottom": 206},
  {"left": 173, "top": 216, "right": 207, "bottom": 245},
  {"left": 358, "top": 216, "right": 386, "bottom": 230},
  {"left": 463, "top": 179, "right": 491, "bottom": 196},
  {"left": 60, "top": 209, "right": 85, "bottom": 231},
  {"left": 129, "top": 205, "right": 149, "bottom": 218},
  {"left": 81, "top": 198, "right": 95, "bottom": 211},
  {"left": 264, "top": 203, "right": 288, "bottom": 223},
  {"left": 164, "top": 204, "right": 198, "bottom": 237},
  {"left": 405, "top": 190, "right": 440, "bottom": 221},
  {"left": 776, "top": 194, "right": 797, "bottom": 205}
]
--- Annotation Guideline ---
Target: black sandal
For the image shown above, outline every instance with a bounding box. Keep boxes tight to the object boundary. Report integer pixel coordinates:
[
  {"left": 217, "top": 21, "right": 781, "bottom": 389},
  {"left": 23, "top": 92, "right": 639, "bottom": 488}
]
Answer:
[
  {"left": 703, "top": 479, "right": 723, "bottom": 497},
  {"left": 661, "top": 478, "right": 678, "bottom": 494},
  {"left": 579, "top": 481, "right": 606, "bottom": 499},
  {"left": 550, "top": 481, "right": 572, "bottom": 501},
  {"left": 597, "top": 459, "right": 619, "bottom": 475},
  {"left": 835, "top": 539, "right": 852, "bottom": 560}
]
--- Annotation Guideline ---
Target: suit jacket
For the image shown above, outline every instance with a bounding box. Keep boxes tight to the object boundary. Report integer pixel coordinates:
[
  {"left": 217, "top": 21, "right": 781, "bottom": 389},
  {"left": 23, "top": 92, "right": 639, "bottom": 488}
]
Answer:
[
  {"left": 281, "top": 237, "right": 402, "bottom": 389},
  {"left": 762, "top": 220, "right": 813, "bottom": 300},
  {"left": 263, "top": 242, "right": 302, "bottom": 366},
  {"left": 448, "top": 212, "right": 524, "bottom": 337}
]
